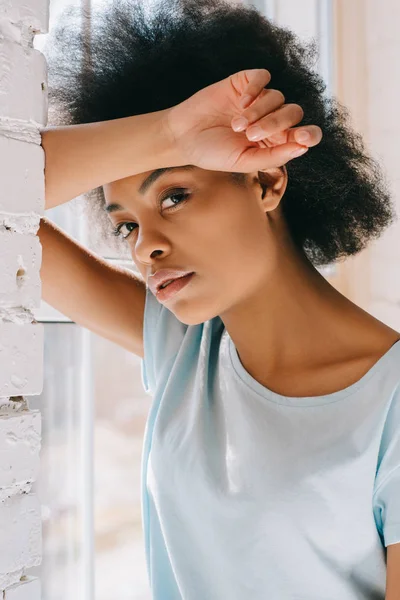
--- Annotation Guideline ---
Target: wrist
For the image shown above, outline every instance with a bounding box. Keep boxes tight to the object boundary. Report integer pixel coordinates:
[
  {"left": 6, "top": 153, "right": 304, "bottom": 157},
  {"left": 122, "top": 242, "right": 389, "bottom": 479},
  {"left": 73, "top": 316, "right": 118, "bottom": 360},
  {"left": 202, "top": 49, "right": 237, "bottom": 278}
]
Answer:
[{"left": 154, "top": 107, "right": 186, "bottom": 169}]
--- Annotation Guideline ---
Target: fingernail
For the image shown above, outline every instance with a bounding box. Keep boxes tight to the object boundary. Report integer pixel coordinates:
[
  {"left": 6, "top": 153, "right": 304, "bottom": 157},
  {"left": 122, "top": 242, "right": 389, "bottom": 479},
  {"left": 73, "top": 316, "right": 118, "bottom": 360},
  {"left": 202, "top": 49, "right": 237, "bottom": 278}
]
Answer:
[
  {"left": 296, "top": 131, "right": 310, "bottom": 143},
  {"left": 232, "top": 117, "right": 249, "bottom": 132},
  {"left": 290, "top": 146, "right": 309, "bottom": 158},
  {"left": 247, "top": 126, "right": 264, "bottom": 141}
]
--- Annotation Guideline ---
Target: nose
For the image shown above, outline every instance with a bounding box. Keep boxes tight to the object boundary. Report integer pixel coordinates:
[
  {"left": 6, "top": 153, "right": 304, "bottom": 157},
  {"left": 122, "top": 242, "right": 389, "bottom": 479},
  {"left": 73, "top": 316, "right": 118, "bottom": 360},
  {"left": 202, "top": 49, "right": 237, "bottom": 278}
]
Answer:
[{"left": 134, "top": 228, "right": 171, "bottom": 266}]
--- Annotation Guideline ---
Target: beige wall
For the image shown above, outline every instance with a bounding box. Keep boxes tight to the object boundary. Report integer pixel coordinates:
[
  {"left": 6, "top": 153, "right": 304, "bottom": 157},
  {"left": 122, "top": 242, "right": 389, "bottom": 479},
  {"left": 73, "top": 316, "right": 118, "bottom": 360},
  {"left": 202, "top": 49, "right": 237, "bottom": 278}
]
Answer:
[
  {"left": 238, "top": 1, "right": 400, "bottom": 329},
  {"left": 335, "top": 0, "right": 400, "bottom": 328}
]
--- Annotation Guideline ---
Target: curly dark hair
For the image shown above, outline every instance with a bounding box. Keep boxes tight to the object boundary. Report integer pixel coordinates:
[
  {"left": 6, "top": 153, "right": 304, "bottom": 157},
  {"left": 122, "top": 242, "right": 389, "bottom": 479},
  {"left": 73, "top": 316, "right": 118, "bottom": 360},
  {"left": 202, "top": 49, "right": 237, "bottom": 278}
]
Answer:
[{"left": 42, "top": 0, "right": 397, "bottom": 266}]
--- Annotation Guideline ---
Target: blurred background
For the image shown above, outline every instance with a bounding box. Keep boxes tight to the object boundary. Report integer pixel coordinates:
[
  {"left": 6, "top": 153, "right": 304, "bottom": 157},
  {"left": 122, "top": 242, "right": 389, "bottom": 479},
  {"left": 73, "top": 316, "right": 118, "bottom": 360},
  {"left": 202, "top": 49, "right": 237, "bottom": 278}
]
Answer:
[{"left": 30, "top": 0, "right": 400, "bottom": 598}]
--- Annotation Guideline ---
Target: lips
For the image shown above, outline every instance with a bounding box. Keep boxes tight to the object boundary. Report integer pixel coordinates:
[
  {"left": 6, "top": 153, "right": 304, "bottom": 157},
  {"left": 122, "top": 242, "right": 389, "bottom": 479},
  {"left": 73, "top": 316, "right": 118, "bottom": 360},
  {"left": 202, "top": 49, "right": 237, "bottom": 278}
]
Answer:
[
  {"left": 159, "top": 274, "right": 190, "bottom": 290},
  {"left": 159, "top": 279, "right": 175, "bottom": 289},
  {"left": 155, "top": 272, "right": 195, "bottom": 302},
  {"left": 149, "top": 269, "right": 195, "bottom": 295}
]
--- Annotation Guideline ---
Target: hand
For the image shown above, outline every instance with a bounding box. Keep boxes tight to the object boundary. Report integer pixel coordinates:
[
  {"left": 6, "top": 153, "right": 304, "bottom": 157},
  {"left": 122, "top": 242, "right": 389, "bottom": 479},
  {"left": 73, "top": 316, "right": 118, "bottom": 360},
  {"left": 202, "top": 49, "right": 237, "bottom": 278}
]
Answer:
[{"left": 165, "top": 68, "right": 322, "bottom": 173}]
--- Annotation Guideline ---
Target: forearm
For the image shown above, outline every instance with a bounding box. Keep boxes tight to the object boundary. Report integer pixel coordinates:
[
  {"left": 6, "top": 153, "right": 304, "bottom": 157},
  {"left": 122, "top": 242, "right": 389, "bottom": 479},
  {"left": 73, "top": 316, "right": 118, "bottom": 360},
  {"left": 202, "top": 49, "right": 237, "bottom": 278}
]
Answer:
[{"left": 40, "top": 108, "right": 179, "bottom": 209}]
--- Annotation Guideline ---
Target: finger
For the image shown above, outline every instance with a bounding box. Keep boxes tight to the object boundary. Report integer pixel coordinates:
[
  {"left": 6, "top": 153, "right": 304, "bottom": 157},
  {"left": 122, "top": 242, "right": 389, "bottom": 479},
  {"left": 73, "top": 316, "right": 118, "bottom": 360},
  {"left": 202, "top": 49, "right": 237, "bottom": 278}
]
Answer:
[
  {"left": 235, "top": 142, "right": 309, "bottom": 172},
  {"left": 286, "top": 125, "right": 323, "bottom": 147},
  {"left": 246, "top": 104, "right": 304, "bottom": 142},
  {"left": 233, "top": 68, "right": 272, "bottom": 109},
  {"left": 267, "top": 125, "right": 323, "bottom": 148},
  {"left": 241, "top": 88, "right": 286, "bottom": 124},
  {"left": 239, "top": 86, "right": 269, "bottom": 110},
  {"left": 231, "top": 89, "right": 285, "bottom": 132},
  {"left": 266, "top": 131, "right": 288, "bottom": 145}
]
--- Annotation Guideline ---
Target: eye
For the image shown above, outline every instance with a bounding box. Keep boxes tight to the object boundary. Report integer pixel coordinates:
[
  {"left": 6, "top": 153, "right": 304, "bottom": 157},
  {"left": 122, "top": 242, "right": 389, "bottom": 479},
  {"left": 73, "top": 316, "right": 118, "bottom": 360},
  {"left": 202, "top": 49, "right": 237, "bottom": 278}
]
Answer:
[{"left": 111, "top": 189, "right": 190, "bottom": 240}]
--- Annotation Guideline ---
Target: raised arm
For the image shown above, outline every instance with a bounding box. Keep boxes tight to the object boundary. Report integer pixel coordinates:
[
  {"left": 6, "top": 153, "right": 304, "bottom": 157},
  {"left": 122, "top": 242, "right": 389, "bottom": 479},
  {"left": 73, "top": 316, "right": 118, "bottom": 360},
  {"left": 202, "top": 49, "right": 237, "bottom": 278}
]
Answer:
[
  {"left": 38, "top": 216, "right": 147, "bottom": 357},
  {"left": 40, "top": 108, "right": 178, "bottom": 209}
]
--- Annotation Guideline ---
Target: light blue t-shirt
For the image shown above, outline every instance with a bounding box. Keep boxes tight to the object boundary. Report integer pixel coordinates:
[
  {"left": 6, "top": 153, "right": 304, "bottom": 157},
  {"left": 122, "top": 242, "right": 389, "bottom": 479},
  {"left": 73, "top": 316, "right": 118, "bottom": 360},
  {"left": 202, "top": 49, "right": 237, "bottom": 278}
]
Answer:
[{"left": 140, "top": 285, "right": 400, "bottom": 600}]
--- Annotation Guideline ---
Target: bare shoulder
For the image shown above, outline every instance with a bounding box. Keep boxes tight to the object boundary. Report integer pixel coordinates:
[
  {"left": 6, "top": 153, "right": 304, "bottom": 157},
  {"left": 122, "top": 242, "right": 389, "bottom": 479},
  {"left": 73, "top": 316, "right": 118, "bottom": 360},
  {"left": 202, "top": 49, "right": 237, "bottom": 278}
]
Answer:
[
  {"left": 364, "top": 324, "right": 400, "bottom": 360},
  {"left": 348, "top": 325, "right": 400, "bottom": 382}
]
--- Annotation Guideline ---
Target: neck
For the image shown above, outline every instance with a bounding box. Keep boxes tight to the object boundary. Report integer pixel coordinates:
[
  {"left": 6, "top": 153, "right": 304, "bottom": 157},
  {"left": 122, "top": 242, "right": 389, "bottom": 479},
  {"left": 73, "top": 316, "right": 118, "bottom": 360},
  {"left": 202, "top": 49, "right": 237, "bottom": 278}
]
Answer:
[{"left": 220, "top": 236, "right": 381, "bottom": 383}]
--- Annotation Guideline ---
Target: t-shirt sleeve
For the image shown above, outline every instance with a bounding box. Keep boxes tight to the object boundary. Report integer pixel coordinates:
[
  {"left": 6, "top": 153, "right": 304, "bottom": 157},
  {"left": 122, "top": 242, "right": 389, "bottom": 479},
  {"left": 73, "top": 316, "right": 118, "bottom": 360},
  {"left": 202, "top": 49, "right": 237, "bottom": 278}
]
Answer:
[
  {"left": 373, "top": 382, "right": 400, "bottom": 547},
  {"left": 140, "top": 285, "right": 189, "bottom": 397}
]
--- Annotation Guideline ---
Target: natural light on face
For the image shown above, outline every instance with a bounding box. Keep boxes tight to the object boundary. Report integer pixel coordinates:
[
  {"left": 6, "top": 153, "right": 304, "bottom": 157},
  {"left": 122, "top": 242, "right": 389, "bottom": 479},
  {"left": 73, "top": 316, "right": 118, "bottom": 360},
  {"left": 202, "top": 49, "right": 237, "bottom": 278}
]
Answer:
[{"left": 103, "top": 166, "right": 280, "bottom": 326}]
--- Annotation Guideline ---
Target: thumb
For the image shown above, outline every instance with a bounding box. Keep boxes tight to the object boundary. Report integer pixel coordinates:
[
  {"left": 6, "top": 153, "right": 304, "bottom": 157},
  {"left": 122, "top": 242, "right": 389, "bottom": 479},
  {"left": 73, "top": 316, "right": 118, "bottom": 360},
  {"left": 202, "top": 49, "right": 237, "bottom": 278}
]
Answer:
[{"left": 235, "top": 142, "right": 308, "bottom": 172}]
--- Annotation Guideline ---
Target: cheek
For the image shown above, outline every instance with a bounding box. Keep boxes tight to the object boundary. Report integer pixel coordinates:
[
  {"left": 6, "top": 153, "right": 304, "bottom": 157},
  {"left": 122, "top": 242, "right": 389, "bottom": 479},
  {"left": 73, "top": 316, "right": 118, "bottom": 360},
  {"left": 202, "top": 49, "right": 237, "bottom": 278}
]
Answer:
[
  {"left": 211, "top": 211, "right": 271, "bottom": 288},
  {"left": 212, "top": 208, "right": 268, "bottom": 262},
  {"left": 194, "top": 201, "right": 254, "bottom": 246}
]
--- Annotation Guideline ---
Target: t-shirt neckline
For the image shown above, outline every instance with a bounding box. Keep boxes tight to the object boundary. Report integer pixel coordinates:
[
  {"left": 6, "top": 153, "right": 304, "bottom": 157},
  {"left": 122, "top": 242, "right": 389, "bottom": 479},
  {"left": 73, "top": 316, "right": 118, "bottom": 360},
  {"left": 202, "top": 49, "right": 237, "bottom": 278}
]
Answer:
[{"left": 228, "top": 334, "right": 400, "bottom": 407}]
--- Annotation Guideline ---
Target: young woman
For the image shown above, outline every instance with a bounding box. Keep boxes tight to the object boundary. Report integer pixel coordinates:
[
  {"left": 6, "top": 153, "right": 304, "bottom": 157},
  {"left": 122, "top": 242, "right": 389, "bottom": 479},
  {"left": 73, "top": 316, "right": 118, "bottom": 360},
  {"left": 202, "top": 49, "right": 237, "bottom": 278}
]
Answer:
[{"left": 40, "top": 0, "right": 400, "bottom": 597}]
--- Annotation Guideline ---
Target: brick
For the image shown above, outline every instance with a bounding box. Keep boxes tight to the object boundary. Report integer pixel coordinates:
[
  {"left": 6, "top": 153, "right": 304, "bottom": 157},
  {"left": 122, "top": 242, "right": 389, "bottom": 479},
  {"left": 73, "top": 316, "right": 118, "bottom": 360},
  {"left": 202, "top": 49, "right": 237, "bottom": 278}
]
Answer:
[
  {"left": 0, "top": 136, "right": 44, "bottom": 218},
  {"left": 0, "top": 494, "right": 42, "bottom": 591},
  {"left": 0, "top": 411, "right": 41, "bottom": 499},
  {"left": 0, "top": 231, "right": 41, "bottom": 310},
  {"left": 0, "top": 35, "right": 47, "bottom": 124},
  {"left": 0, "top": 323, "right": 43, "bottom": 397}
]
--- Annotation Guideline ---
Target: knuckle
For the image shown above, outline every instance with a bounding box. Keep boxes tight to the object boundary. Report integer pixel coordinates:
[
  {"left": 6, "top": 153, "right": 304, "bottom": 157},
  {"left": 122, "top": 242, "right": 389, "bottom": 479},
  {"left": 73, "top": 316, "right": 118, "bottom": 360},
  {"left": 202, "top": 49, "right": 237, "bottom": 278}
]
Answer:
[
  {"left": 265, "top": 114, "right": 279, "bottom": 130},
  {"left": 245, "top": 109, "right": 258, "bottom": 123}
]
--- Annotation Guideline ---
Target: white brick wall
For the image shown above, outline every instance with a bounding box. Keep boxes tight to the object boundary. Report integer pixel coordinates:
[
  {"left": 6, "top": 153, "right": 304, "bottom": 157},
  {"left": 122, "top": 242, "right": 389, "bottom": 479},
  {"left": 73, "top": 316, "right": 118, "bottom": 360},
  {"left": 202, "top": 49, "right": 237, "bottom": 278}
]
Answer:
[{"left": 0, "top": 0, "right": 48, "bottom": 596}]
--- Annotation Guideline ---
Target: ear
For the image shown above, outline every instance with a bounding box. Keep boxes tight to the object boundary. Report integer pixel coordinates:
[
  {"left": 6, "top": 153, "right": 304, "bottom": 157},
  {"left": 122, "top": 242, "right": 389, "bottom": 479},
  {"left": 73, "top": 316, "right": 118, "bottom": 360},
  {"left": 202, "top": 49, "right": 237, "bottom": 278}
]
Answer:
[{"left": 257, "top": 165, "right": 288, "bottom": 211}]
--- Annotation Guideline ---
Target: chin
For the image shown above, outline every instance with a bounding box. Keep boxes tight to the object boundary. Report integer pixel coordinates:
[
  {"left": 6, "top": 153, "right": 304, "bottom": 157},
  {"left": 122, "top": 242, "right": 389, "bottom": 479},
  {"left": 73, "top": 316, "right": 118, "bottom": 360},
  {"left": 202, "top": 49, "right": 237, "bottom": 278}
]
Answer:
[{"left": 170, "top": 302, "right": 220, "bottom": 327}]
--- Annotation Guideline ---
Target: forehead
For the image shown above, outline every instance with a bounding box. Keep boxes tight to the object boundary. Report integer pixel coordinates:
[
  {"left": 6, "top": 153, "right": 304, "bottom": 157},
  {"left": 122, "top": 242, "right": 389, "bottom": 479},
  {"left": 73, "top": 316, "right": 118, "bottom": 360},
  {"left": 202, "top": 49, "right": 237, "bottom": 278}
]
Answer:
[
  {"left": 104, "top": 165, "right": 201, "bottom": 204},
  {"left": 103, "top": 166, "right": 238, "bottom": 205}
]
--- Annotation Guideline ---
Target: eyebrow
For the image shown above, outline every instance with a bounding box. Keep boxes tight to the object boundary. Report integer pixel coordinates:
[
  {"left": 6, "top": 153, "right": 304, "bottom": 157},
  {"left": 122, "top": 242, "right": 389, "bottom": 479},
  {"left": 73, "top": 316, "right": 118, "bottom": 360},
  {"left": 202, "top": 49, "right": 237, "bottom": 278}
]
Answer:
[{"left": 104, "top": 165, "right": 197, "bottom": 214}]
